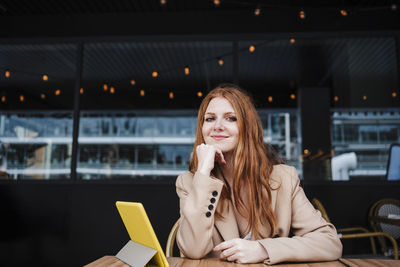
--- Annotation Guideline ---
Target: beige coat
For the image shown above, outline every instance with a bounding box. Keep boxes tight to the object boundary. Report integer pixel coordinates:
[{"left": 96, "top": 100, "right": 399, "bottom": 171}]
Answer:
[{"left": 175, "top": 164, "right": 342, "bottom": 265}]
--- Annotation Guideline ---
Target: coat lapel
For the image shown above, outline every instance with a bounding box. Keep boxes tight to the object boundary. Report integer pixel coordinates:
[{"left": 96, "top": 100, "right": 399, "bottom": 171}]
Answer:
[{"left": 214, "top": 200, "right": 240, "bottom": 241}]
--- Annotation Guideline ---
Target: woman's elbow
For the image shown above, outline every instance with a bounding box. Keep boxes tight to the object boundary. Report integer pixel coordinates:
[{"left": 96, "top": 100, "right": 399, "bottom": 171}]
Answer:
[{"left": 177, "top": 243, "right": 208, "bottom": 259}]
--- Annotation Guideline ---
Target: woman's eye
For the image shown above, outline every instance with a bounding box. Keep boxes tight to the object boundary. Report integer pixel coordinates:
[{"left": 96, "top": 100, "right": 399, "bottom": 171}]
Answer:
[
  {"left": 205, "top": 117, "right": 215, "bottom": 122},
  {"left": 227, "top": 116, "right": 237, "bottom": 121}
]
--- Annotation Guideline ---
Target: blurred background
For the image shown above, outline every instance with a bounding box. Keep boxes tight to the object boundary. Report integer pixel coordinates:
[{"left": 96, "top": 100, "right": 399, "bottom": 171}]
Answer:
[{"left": 0, "top": 0, "right": 399, "bottom": 266}]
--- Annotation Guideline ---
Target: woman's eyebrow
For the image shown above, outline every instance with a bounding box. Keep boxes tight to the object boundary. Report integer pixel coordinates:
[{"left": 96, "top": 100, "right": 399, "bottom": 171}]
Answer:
[{"left": 205, "top": 112, "right": 236, "bottom": 115}]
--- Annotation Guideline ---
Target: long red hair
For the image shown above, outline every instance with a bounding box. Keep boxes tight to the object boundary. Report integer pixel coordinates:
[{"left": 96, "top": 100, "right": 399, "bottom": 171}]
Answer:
[{"left": 189, "top": 83, "right": 283, "bottom": 239}]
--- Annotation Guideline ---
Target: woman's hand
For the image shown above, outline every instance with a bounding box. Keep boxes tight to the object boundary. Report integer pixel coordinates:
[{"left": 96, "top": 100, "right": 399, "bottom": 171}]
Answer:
[
  {"left": 196, "top": 144, "right": 226, "bottom": 176},
  {"left": 213, "top": 238, "right": 269, "bottom": 264}
]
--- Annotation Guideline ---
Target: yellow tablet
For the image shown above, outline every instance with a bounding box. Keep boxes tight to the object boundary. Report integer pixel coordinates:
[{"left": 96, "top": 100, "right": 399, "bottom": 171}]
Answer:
[{"left": 116, "top": 201, "right": 169, "bottom": 267}]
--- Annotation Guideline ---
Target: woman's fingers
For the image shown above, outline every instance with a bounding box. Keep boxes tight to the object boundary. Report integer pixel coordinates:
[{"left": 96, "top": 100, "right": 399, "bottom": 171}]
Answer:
[{"left": 214, "top": 147, "right": 226, "bottom": 165}]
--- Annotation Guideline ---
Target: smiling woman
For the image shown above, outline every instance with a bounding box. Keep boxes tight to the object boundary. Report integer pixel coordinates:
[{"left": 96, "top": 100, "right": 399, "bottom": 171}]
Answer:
[{"left": 175, "top": 83, "right": 342, "bottom": 264}]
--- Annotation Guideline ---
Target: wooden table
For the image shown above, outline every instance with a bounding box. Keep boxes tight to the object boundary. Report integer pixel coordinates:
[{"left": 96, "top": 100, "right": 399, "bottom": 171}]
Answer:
[{"left": 85, "top": 256, "right": 400, "bottom": 267}]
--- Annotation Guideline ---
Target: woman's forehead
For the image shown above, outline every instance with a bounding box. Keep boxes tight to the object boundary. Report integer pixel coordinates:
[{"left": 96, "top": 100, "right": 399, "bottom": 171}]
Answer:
[{"left": 205, "top": 97, "right": 235, "bottom": 113}]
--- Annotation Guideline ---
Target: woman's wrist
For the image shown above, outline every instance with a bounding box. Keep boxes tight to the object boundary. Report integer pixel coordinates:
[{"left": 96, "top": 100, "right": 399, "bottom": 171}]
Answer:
[{"left": 198, "top": 166, "right": 211, "bottom": 176}]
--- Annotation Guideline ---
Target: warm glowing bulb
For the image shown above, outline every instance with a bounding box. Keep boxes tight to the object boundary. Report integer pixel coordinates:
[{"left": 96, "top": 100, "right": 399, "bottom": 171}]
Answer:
[
  {"left": 268, "top": 96, "right": 273, "bottom": 103},
  {"left": 42, "top": 74, "right": 48, "bottom": 81},
  {"left": 392, "top": 92, "right": 397, "bottom": 98},
  {"left": 20, "top": 95, "right": 24, "bottom": 102},
  {"left": 334, "top": 96, "right": 339, "bottom": 102},
  {"left": 130, "top": 80, "right": 136, "bottom": 85},
  {"left": 5, "top": 70, "right": 10, "bottom": 78},
  {"left": 218, "top": 58, "right": 224, "bottom": 66},
  {"left": 152, "top": 71, "right": 158, "bottom": 78},
  {"left": 299, "top": 10, "right": 306, "bottom": 19},
  {"left": 80, "top": 88, "right": 84, "bottom": 94},
  {"left": 110, "top": 87, "right": 115, "bottom": 94},
  {"left": 363, "top": 95, "right": 367, "bottom": 100},
  {"left": 214, "top": 0, "right": 220, "bottom": 6},
  {"left": 249, "top": 45, "right": 255, "bottom": 52},
  {"left": 1, "top": 96, "right": 6, "bottom": 102},
  {"left": 304, "top": 149, "right": 310, "bottom": 155},
  {"left": 160, "top": 0, "right": 166, "bottom": 5},
  {"left": 340, "top": 9, "right": 348, "bottom": 16},
  {"left": 140, "top": 89, "right": 145, "bottom": 97},
  {"left": 55, "top": 89, "right": 61, "bottom": 96},
  {"left": 184, "top": 66, "right": 190, "bottom": 75},
  {"left": 290, "top": 93, "right": 296, "bottom": 100},
  {"left": 197, "top": 91, "right": 203, "bottom": 98},
  {"left": 41, "top": 93, "right": 45, "bottom": 99},
  {"left": 103, "top": 84, "right": 108, "bottom": 91},
  {"left": 290, "top": 38, "right": 295, "bottom": 44},
  {"left": 254, "top": 7, "right": 261, "bottom": 16},
  {"left": 391, "top": 4, "right": 397, "bottom": 11},
  {"left": 169, "top": 92, "right": 174, "bottom": 99}
]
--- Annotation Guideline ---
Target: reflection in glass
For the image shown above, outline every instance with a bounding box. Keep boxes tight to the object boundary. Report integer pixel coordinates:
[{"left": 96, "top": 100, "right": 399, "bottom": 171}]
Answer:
[{"left": 0, "top": 113, "right": 73, "bottom": 179}]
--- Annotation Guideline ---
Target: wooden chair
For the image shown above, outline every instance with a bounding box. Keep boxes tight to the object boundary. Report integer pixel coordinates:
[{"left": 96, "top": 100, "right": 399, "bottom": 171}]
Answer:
[
  {"left": 369, "top": 198, "right": 400, "bottom": 258},
  {"left": 312, "top": 198, "right": 398, "bottom": 260},
  {"left": 165, "top": 218, "right": 181, "bottom": 257}
]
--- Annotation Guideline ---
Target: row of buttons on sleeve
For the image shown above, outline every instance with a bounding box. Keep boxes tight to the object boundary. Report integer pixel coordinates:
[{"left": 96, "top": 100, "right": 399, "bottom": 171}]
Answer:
[{"left": 206, "top": 190, "right": 218, "bottom": 217}]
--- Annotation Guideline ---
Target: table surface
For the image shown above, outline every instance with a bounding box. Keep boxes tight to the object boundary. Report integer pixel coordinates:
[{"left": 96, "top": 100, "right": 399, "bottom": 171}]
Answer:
[{"left": 85, "top": 256, "right": 400, "bottom": 267}]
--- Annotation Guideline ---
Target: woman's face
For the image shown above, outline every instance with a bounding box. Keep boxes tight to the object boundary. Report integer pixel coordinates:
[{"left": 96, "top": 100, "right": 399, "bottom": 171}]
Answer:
[{"left": 202, "top": 97, "right": 239, "bottom": 153}]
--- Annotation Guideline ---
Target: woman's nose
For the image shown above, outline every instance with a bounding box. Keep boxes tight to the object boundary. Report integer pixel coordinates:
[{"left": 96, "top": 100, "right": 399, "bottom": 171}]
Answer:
[{"left": 214, "top": 118, "right": 224, "bottom": 130}]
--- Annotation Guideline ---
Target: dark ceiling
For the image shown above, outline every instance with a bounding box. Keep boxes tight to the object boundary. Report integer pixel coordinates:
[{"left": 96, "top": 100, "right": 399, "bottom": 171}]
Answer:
[
  {"left": 0, "top": 0, "right": 398, "bottom": 16},
  {"left": 0, "top": 0, "right": 399, "bottom": 109}
]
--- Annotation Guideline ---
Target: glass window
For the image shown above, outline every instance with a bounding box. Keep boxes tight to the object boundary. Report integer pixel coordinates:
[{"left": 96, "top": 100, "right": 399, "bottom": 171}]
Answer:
[{"left": 0, "top": 44, "right": 77, "bottom": 179}]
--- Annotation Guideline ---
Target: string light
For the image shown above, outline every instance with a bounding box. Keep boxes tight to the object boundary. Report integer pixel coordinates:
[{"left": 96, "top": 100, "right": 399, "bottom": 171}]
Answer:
[
  {"left": 1, "top": 96, "right": 6, "bottom": 102},
  {"left": 290, "top": 93, "right": 296, "bottom": 100},
  {"left": 299, "top": 10, "right": 306, "bottom": 19},
  {"left": 363, "top": 95, "right": 367, "bottom": 101},
  {"left": 392, "top": 92, "right": 397, "bottom": 98},
  {"left": 249, "top": 45, "right": 255, "bottom": 52},
  {"left": 5, "top": 69, "right": 10, "bottom": 78},
  {"left": 160, "top": 0, "right": 166, "bottom": 5},
  {"left": 184, "top": 66, "right": 190, "bottom": 75},
  {"left": 55, "top": 89, "right": 61, "bottom": 96},
  {"left": 197, "top": 91, "right": 203, "bottom": 98},
  {"left": 110, "top": 87, "right": 115, "bottom": 94},
  {"left": 130, "top": 80, "right": 136, "bottom": 85},
  {"left": 80, "top": 88, "right": 84, "bottom": 94},
  {"left": 391, "top": 4, "right": 397, "bottom": 11},
  {"left": 334, "top": 96, "right": 339, "bottom": 102},
  {"left": 41, "top": 93, "right": 46, "bottom": 99},
  {"left": 268, "top": 96, "right": 273, "bottom": 103},
  {"left": 20, "top": 95, "right": 24, "bottom": 102},
  {"left": 152, "top": 71, "right": 158, "bottom": 78},
  {"left": 169, "top": 92, "right": 174, "bottom": 99},
  {"left": 340, "top": 9, "right": 348, "bottom": 16},
  {"left": 254, "top": 6, "right": 261, "bottom": 16},
  {"left": 218, "top": 58, "right": 224, "bottom": 66},
  {"left": 213, "top": 0, "right": 220, "bottom": 6},
  {"left": 42, "top": 74, "right": 48, "bottom": 81},
  {"left": 103, "top": 84, "right": 108, "bottom": 91},
  {"left": 140, "top": 89, "right": 145, "bottom": 97},
  {"left": 290, "top": 38, "right": 295, "bottom": 44},
  {"left": 304, "top": 149, "right": 310, "bottom": 155}
]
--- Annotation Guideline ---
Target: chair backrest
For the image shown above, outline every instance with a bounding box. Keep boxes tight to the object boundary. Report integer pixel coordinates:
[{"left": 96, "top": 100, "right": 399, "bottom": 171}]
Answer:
[
  {"left": 312, "top": 198, "right": 331, "bottom": 223},
  {"left": 369, "top": 198, "right": 400, "bottom": 240},
  {"left": 386, "top": 144, "right": 400, "bottom": 180},
  {"left": 165, "top": 218, "right": 181, "bottom": 257}
]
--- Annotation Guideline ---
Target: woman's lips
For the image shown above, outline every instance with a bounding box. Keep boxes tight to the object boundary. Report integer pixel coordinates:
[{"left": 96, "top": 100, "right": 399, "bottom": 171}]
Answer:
[{"left": 212, "top": 135, "right": 229, "bottom": 141}]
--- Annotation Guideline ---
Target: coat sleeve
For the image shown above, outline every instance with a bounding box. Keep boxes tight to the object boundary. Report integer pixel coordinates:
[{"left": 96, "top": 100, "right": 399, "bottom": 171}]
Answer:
[
  {"left": 258, "top": 166, "right": 343, "bottom": 265},
  {"left": 175, "top": 171, "right": 224, "bottom": 259}
]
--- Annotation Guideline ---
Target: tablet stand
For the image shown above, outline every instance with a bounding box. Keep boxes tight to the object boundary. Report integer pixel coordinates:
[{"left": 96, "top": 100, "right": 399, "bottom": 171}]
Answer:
[{"left": 116, "top": 240, "right": 158, "bottom": 267}]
